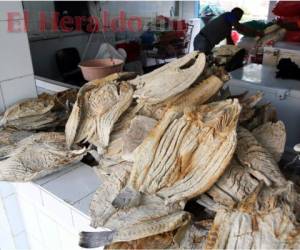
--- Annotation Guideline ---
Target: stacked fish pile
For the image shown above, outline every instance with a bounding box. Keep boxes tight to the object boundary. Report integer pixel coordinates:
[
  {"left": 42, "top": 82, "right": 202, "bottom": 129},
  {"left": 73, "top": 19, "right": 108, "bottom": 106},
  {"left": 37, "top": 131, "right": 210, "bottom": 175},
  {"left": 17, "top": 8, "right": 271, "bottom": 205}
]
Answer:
[{"left": 0, "top": 51, "right": 299, "bottom": 249}]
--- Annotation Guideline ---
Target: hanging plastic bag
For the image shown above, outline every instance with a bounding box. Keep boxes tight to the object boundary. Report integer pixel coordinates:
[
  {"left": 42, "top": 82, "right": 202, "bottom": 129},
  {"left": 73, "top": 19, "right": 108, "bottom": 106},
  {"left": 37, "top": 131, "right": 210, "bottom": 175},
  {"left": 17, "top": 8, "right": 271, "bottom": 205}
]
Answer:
[{"left": 95, "top": 43, "right": 127, "bottom": 61}]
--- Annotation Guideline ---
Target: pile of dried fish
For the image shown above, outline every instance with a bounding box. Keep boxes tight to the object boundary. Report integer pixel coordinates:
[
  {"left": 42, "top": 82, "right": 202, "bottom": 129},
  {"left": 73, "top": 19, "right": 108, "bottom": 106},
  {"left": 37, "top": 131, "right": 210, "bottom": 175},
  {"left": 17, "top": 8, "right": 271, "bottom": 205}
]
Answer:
[
  {"left": 0, "top": 132, "right": 86, "bottom": 181},
  {"left": 0, "top": 89, "right": 77, "bottom": 131},
  {"left": 0, "top": 51, "right": 298, "bottom": 249},
  {"left": 76, "top": 52, "right": 300, "bottom": 249},
  {"left": 0, "top": 88, "right": 83, "bottom": 182}
]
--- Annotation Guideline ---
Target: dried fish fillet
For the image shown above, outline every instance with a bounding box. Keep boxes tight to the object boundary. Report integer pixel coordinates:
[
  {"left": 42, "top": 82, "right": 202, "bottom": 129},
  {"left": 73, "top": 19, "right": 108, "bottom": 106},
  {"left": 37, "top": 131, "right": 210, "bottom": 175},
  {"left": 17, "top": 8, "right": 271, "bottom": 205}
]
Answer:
[
  {"left": 80, "top": 211, "right": 191, "bottom": 248},
  {"left": 139, "top": 75, "right": 224, "bottom": 120},
  {"left": 199, "top": 158, "right": 260, "bottom": 209},
  {"left": 238, "top": 92, "right": 264, "bottom": 123},
  {"left": 0, "top": 132, "right": 86, "bottom": 181},
  {"left": 179, "top": 220, "right": 212, "bottom": 249},
  {"left": 252, "top": 121, "right": 286, "bottom": 162},
  {"left": 82, "top": 100, "right": 240, "bottom": 248},
  {"left": 0, "top": 94, "right": 55, "bottom": 128},
  {"left": 65, "top": 74, "right": 134, "bottom": 152},
  {"left": 122, "top": 115, "right": 157, "bottom": 161},
  {"left": 236, "top": 127, "right": 286, "bottom": 187},
  {"left": 257, "top": 25, "right": 286, "bottom": 48},
  {"left": 0, "top": 128, "right": 33, "bottom": 159},
  {"left": 198, "top": 121, "right": 287, "bottom": 210},
  {"left": 132, "top": 52, "right": 206, "bottom": 104},
  {"left": 127, "top": 99, "right": 241, "bottom": 204},
  {"left": 106, "top": 231, "right": 175, "bottom": 249},
  {"left": 205, "top": 184, "right": 300, "bottom": 250},
  {"left": 0, "top": 89, "right": 78, "bottom": 130}
]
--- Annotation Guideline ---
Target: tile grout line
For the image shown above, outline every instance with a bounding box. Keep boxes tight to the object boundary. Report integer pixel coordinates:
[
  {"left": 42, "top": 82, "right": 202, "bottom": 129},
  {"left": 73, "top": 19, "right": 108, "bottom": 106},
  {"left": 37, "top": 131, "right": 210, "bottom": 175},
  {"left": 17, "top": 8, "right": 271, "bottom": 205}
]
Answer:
[
  {"left": 36, "top": 165, "right": 81, "bottom": 186},
  {"left": 0, "top": 73, "right": 33, "bottom": 84},
  {"left": 70, "top": 190, "right": 96, "bottom": 206}
]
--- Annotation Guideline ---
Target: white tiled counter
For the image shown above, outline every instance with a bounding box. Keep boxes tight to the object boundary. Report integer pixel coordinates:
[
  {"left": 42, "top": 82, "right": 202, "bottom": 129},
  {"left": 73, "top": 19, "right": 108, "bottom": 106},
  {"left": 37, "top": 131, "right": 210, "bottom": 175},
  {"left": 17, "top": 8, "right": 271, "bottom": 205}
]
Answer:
[
  {"left": 0, "top": 162, "right": 103, "bottom": 250},
  {"left": 0, "top": 75, "right": 105, "bottom": 250}
]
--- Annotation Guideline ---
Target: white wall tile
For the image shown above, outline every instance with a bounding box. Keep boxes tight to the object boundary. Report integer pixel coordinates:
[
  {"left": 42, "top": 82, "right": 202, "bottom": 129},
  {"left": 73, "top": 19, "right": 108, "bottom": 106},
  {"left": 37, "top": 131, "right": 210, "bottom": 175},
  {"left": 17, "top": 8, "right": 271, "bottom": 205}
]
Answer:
[
  {"left": 58, "top": 226, "right": 82, "bottom": 250},
  {"left": 37, "top": 211, "right": 62, "bottom": 250},
  {"left": 42, "top": 164, "right": 101, "bottom": 205},
  {"left": 14, "top": 183, "right": 42, "bottom": 206},
  {"left": 1, "top": 74, "right": 37, "bottom": 108},
  {"left": 71, "top": 209, "right": 108, "bottom": 234},
  {"left": 40, "top": 190, "right": 74, "bottom": 229},
  {"left": 0, "top": 181, "right": 16, "bottom": 198},
  {"left": 0, "top": 196, "right": 11, "bottom": 234},
  {"left": 0, "top": 1, "right": 24, "bottom": 21},
  {"left": 3, "top": 194, "right": 25, "bottom": 236},
  {"left": 27, "top": 234, "right": 48, "bottom": 250},
  {"left": 13, "top": 231, "right": 30, "bottom": 250},
  {"left": 0, "top": 225, "right": 16, "bottom": 250},
  {"left": 73, "top": 193, "right": 94, "bottom": 215},
  {"left": 0, "top": 20, "right": 33, "bottom": 82},
  {"left": 18, "top": 196, "right": 42, "bottom": 241},
  {"left": 71, "top": 210, "right": 93, "bottom": 232}
]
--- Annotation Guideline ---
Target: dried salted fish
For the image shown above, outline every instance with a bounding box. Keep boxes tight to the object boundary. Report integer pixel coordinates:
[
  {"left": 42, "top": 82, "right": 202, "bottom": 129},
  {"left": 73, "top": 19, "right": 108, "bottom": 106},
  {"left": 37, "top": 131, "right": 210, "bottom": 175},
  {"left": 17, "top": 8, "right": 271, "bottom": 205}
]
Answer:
[
  {"left": 236, "top": 126, "right": 286, "bottom": 187},
  {"left": 80, "top": 211, "right": 191, "bottom": 248},
  {"left": 0, "top": 89, "right": 78, "bottom": 130},
  {"left": 198, "top": 121, "right": 287, "bottom": 210},
  {"left": 0, "top": 128, "right": 33, "bottom": 159},
  {"left": 65, "top": 73, "right": 135, "bottom": 152},
  {"left": 213, "top": 45, "right": 241, "bottom": 57},
  {"left": 198, "top": 158, "right": 260, "bottom": 209},
  {"left": 252, "top": 121, "right": 286, "bottom": 162},
  {"left": 106, "top": 219, "right": 212, "bottom": 250},
  {"left": 179, "top": 220, "right": 212, "bottom": 249},
  {"left": 90, "top": 162, "right": 132, "bottom": 228},
  {"left": 205, "top": 184, "right": 300, "bottom": 250},
  {"left": 0, "top": 132, "right": 86, "bottom": 181},
  {"left": 121, "top": 115, "right": 157, "bottom": 161},
  {"left": 127, "top": 99, "right": 241, "bottom": 204},
  {"left": 106, "top": 231, "right": 175, "bottom": 250},
  {"left": 80, "top": 99, "right": 240, "bottom": 248},
  {"left": 132, "top": 52, "right": 206, "bottom": 104},
  {"left": 0, "top": 93, "right": 55, "bottom": 128},
  {"left": 139, "top": 74, "right": 224, "bottom": 120},
  {"left": 238, "top": 91, "right": 264, "bottom": 123},
  {"left": 244, "top": 103, "right": 278, "bottom": 130},
  {"left": 257, "top": 25, "right": 286, "bottom": 48}
]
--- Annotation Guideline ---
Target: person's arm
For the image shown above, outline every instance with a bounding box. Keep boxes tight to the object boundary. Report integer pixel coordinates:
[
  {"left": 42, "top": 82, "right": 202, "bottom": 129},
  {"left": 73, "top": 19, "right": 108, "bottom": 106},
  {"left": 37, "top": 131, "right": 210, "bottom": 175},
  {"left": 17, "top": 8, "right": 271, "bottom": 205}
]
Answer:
[{"left": 233, "top": 22, "right": 264, "bottom": 37}]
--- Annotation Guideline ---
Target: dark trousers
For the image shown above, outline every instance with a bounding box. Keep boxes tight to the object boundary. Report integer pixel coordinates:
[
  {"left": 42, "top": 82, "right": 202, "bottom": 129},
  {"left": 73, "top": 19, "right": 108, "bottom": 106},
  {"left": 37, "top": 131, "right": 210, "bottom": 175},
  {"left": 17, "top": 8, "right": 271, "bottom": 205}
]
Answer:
[{"left": 193, "top": 33, "right": 213, "bottom": 55}]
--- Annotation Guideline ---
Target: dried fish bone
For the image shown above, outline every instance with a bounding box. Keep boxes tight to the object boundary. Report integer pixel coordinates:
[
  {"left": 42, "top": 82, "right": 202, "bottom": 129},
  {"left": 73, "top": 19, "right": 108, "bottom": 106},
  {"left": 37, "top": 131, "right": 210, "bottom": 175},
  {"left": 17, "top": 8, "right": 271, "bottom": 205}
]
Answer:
[
  {"left": 0, "top": 132, "right": 86, "bottom": 181},
  {"left": 132, "top": 52, "right": 206, "bottom": 104}
]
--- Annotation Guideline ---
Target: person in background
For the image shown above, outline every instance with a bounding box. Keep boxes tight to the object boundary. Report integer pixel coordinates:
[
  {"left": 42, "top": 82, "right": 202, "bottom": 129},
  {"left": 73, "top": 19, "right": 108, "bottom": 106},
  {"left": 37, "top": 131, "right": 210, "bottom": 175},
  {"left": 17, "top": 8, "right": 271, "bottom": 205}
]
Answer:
[{"left": 194, "top": 7, "right": 264, "bottom": 54}]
